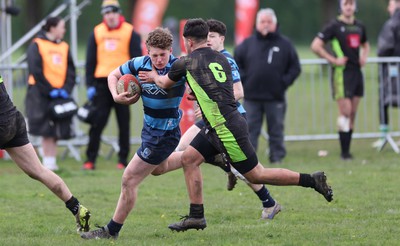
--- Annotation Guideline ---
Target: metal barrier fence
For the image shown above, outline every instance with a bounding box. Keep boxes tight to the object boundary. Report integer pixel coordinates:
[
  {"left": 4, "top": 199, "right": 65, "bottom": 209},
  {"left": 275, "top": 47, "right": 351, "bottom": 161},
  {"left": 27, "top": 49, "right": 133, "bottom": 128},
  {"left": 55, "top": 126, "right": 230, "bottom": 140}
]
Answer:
[
  {"left": 0, "top": 62, "right": 143, "bottom": 161},
  {"left": 261, "top": 57, "right": 400, "bottom": 153},
  {"left": 1, "top": 57, "right": 400, "bottom": 160}
]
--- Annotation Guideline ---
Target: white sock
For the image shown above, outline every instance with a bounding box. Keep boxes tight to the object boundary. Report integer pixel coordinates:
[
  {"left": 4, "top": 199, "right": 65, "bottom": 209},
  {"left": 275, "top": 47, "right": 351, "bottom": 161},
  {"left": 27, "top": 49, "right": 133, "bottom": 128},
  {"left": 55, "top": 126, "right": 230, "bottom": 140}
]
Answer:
[{"left": 43, "top": 156, "right": 57, "bottom": 166}]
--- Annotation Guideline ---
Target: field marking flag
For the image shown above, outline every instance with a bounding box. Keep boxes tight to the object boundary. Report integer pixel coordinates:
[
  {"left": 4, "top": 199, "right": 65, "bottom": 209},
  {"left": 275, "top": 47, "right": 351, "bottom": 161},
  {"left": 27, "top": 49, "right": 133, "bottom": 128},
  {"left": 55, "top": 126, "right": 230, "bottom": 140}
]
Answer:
[{"left": 235, "top": 0, "right": 259, "bottom": 45}]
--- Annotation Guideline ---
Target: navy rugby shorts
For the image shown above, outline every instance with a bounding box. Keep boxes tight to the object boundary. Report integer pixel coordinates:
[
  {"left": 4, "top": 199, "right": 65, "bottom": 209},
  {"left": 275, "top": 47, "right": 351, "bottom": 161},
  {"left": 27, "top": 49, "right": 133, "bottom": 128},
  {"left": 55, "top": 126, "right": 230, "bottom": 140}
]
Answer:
[{"left": 136, "top": 123, "right": 180, "bottom": 165}]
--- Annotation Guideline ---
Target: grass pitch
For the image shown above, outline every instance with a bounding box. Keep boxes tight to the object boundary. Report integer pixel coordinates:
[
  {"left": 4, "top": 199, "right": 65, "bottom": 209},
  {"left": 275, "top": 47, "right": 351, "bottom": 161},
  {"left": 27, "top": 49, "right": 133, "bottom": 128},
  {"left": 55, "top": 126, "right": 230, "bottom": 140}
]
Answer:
[{"left": 1, "top": 138, "right": 400, "bottom": 245}]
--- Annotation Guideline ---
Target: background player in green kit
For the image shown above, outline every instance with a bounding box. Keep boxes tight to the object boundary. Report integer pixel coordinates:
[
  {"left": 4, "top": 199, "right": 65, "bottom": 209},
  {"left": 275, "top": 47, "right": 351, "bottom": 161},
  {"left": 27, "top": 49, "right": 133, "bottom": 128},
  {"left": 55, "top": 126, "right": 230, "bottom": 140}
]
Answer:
[{"left": 311, "top": 0, "right": 370, "bottom": 160}]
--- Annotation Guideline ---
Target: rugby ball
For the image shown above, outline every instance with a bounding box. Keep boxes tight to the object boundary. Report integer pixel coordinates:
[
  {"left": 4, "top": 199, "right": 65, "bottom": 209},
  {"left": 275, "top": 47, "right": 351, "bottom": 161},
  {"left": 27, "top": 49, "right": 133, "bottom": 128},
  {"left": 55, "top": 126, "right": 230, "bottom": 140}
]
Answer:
[{"left": 116, "top": 74, "right": 141, "bottom": 97}]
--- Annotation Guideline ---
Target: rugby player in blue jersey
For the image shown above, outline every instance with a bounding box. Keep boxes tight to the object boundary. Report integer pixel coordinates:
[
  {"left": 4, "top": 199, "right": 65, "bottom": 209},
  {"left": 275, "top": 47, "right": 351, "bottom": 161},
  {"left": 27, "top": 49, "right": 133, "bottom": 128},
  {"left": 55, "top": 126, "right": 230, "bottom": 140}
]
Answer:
[{"left": 81, "top": 27, "right": 186, "bottom": 240}]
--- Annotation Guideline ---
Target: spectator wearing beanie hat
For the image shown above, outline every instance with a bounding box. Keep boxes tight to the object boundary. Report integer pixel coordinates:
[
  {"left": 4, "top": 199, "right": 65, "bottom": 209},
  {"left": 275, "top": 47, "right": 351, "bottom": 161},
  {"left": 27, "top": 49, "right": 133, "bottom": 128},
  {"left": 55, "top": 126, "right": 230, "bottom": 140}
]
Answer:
[{"left": 101, "top": 0, "right": 121, "bottom": 15}]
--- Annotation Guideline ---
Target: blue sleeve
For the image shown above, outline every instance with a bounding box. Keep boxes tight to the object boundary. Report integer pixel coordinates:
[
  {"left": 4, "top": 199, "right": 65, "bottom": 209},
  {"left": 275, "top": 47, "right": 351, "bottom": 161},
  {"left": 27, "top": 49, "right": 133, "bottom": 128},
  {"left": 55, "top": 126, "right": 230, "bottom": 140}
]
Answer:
[
  {"left": 228, "top": 58, "right": 241, "bottom": 83},
  {"left": 120, "top": 56, "right": 146, "bottom": 76}
]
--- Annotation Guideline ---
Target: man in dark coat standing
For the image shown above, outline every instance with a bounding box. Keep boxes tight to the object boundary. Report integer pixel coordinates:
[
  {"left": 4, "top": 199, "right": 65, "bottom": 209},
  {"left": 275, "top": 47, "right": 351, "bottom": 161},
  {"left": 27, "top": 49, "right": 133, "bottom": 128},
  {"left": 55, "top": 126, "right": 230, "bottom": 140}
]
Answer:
[{"left": 234, "top": 8, "right": 301, "bottom": 164}]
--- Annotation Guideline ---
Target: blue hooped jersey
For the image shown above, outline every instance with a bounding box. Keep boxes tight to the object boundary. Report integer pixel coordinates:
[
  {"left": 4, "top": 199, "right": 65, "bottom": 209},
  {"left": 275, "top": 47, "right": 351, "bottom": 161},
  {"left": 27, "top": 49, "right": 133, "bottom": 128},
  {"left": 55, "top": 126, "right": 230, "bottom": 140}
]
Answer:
[
  {"left": 220, "top": 49, "right": 245, "bottom": 114},
  {"left": 119, "top": 55, "right": 186, "bottom": 131}
]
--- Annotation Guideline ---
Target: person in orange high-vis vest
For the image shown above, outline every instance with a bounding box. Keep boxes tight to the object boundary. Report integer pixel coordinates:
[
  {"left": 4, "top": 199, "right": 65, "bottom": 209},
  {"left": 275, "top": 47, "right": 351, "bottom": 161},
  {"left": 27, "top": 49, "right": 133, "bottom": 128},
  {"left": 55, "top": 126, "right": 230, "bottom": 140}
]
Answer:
[
  {"left": 25, "top": 16, "right": 76, "bottom": 171},
  {"left": 83, "top": 0, "right": 142, "bottom": 170}
]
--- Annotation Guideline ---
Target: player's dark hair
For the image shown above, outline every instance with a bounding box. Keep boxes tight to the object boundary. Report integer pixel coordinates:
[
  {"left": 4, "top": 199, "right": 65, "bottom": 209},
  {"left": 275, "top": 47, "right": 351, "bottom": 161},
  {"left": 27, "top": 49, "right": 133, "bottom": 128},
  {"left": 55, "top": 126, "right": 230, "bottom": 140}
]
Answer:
[
  {"left": 183, "top": 18, "right": 209, "bottom": 42},
  {"left": 146, "top": 27, "right": 173, "bottom": 50},
  {"left": 206, "top": 19, "right": 227, "bottom": 37},
  {"left": 42, "top": 16, "right": 62, "bottom": 32}
]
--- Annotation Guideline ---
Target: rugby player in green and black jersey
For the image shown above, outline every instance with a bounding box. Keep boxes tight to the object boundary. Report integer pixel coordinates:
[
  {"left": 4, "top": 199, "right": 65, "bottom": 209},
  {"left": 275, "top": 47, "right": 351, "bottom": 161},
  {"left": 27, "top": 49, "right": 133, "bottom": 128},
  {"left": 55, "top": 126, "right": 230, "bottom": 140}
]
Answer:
[{"left": 140, "top": 18, "right": 333, "bottom": 231}]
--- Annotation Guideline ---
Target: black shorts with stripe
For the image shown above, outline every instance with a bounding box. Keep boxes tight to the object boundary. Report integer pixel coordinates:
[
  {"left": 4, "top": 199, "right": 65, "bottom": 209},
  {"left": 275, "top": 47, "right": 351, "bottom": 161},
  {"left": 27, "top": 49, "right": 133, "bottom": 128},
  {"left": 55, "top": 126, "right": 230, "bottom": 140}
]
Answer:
[
  {"left": 331, "top": 67, "right": 364, "bottom": 99},
  {"left": 190, "top": 111, "right": 258, "bottom": 175}
]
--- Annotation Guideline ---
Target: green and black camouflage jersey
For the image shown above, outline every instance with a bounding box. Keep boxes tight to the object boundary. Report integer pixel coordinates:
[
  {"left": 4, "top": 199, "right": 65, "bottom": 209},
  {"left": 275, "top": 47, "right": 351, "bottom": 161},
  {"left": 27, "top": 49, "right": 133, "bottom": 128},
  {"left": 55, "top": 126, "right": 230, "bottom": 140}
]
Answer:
[
  {"left": 0, "top": 75, "right": 17, "bottom": 117},
  {"left": 317, "top": 17, "right": 367, "bottom": 69},
  {"left": 168, "top": 47, "right": 237, "bottom": 128}
]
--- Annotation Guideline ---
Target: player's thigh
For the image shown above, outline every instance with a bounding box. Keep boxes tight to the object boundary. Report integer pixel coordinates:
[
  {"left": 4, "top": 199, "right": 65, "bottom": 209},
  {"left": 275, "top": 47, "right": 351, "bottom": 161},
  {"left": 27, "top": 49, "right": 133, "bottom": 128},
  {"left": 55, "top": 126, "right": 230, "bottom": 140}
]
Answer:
[
  {"left": 124, "top": 154, "right": 158, "bottom": 185},
  {"left": 7, "top": 143, "right": 43, "bottom": 176},
  {"left": 336, "top": 98, "right": 352, "bottom": 116}
]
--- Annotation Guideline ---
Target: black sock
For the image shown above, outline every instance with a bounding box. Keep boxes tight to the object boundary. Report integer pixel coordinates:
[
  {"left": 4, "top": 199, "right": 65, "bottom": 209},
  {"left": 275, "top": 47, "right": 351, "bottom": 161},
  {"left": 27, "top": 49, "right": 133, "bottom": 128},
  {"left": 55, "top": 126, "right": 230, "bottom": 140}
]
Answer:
[
  {"left": 189, "top": 204, "right": 204, "bottom": 218},
  {"left": 298, "top": 173, "right": 315, "bottom": 188},
  {"left": 107, "top": 219, "right": 123, "bottom": 236},
  {"left": 339, "top": 131, "right": 352, "bottom": 155},
  {"left": 339, "top": 131, "right": 346, "bottom": 155},
  {"left": 255, "top": 185, "right": 275, "bottom": 208},
  {"left": 349, "top": 129, "right": 353, "bottom": 152},
  {"left": 65, "top": 196, "right": 80, "bottom": 216}
]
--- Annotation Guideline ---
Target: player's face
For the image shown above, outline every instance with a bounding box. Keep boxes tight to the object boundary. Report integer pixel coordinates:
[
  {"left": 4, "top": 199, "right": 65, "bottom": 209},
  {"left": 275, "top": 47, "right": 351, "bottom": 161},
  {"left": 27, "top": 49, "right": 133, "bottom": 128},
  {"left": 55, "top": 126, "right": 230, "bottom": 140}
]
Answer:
[
  {"left": 148, "top": 47, "right": 172, "bottom": 69},
  {"left": 103, "top": 11, "right": 120, "bottom": 29},
  {"left": 51, "top": 20, "right": 66, "bottom": 40},
  {"left": 207, "top": 32, "right": 224, "bottom": 51},
  {"left": 340, "top": 0, "right": 356, "bottom": 17},
  {"left": 388, "top": 0, "right": 396, "bottom": 16},
  {"left": 256, "top": 13, "right": 277, "bottom": 36}
]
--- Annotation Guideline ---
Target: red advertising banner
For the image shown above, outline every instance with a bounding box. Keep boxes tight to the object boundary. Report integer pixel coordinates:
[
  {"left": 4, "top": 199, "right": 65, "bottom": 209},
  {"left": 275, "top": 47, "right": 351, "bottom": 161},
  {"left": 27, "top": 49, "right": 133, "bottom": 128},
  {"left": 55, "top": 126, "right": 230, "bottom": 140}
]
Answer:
[
  {"left": 179, "top": 19, "right": 187, "bottom": 55},
  {"left": 179, "top": 88, "right": 196, "bottom": 135},
  {"left": 178, "top": 19, "right": 195, "bottom": 134},
  {"left": 235, "top": 0, "right": 259, "bottom": 45},
  {"left": 132, "top": 0, "right": 169, "bottom": 54}
]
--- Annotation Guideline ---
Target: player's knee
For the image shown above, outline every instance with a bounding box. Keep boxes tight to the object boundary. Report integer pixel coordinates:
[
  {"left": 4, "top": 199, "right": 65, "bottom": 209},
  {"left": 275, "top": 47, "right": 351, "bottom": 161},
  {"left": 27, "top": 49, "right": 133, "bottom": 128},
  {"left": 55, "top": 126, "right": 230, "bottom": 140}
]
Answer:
[
  {"left": 27, "top": 172, "right": 40, "bottom": 180},
  {"left": 151, "top": 167, "right": 165, "bottom": 176},
  {"left": 337, "top": 115, "right": 350, "bottom": 132},
  {"left": 181, "top": 153, "right": 191, "bottom": 166},
  {"left": 26, "top": 165, "right": 47, "bottom": 181},
  {"left": 181, "top": 151, "right": 202, "bottom": 167}
]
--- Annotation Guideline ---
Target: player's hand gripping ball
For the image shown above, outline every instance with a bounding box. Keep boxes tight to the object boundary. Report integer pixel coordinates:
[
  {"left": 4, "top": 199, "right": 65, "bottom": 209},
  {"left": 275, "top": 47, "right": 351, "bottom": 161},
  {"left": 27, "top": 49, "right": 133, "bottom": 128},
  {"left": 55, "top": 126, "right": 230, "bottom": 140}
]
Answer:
[{"left": 116, "top": 74, "right": 141, "bottom": 97}]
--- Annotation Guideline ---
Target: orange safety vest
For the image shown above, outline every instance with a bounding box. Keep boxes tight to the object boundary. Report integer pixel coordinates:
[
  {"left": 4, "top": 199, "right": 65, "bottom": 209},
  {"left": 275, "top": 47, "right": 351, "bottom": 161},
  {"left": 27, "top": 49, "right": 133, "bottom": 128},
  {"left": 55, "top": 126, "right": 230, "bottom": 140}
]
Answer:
[
  {"left": 28, "top": 38, "right": 69, "bottom": 88},
  {"left": 94, "top": 22, "right": 133, "bottom": 78}
]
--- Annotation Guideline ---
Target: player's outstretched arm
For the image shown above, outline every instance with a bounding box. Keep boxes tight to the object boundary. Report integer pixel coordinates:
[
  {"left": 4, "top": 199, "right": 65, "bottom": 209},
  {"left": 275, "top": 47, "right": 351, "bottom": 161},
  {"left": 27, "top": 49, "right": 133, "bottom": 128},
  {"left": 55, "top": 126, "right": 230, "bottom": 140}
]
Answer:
[{"left": 138, "top": 70, "right": 175, "bottom": 89}]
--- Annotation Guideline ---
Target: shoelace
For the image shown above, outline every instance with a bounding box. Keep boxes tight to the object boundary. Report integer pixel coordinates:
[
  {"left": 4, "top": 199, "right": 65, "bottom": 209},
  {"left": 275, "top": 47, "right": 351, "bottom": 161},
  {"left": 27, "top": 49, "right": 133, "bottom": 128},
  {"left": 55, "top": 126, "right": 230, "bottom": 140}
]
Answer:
[
  {"left": 90, "top": 224, "right": 107, "bottom": 235},
  {"left": 178, "top": 215, "right": 190, "bottom": 221}
]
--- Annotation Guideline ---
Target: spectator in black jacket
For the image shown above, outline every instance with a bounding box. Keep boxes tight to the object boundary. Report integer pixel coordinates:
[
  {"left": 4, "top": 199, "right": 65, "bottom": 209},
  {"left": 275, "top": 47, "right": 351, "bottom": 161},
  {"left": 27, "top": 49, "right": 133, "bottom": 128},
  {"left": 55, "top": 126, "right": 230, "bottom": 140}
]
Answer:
[
  {"left": 234, "top": 8, "right": 301, "bottom": 164},
  {"left": 373, "top": 0, "right": 400, "bottom": 148}
]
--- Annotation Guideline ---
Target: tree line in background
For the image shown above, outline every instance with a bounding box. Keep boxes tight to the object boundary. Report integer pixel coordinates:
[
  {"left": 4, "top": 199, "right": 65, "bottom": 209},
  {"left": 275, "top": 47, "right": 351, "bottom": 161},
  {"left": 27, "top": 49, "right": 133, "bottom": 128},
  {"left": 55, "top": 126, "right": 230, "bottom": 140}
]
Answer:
[{"left": 10, "top": 0, "right": 390, "bottom": 50}]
